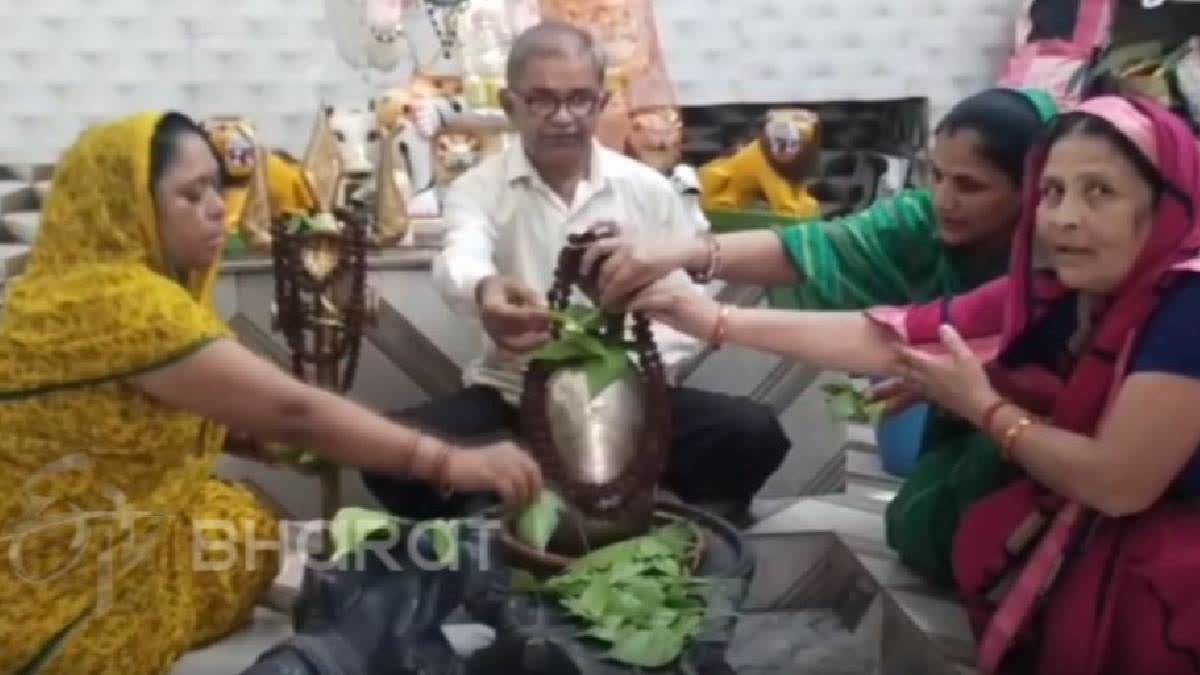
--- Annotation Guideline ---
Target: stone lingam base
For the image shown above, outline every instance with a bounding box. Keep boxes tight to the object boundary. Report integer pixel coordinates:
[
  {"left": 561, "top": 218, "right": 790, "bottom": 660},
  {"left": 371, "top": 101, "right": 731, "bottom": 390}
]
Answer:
[
  {"left": 493, "top": 498, "right": 712, "bottom": 579},
  {"left": 481, "top": 498, "right": 754, "bottom": 674}
]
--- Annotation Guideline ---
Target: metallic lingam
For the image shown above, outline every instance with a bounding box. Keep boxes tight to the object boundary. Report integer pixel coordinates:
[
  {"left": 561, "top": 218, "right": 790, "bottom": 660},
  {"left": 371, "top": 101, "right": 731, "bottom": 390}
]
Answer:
[{"left": 519, "top": 225, "right": 672, "bottom": 553}]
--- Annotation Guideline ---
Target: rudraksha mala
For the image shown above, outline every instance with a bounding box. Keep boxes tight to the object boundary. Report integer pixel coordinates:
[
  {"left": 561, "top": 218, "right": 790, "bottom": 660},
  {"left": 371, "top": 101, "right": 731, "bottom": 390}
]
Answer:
[
  {"left": 519, "top": 225, "right": 672, "bottom": 521},
  {"left": 269, "top": 208, "right": 369, "bottom": 392}
]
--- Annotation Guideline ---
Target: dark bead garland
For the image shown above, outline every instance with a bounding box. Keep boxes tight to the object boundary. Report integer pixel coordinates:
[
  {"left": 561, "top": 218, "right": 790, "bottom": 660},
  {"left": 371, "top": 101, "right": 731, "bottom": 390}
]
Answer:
[{"left": 519, "top": 226, "right": 672, "bottom": 525}]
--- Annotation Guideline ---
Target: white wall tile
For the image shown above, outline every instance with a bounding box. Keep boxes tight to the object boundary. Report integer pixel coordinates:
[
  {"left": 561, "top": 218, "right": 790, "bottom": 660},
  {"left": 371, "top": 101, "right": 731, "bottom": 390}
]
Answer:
[{"left": 1, "top": 0, "right": 1019, "bottom": 164}]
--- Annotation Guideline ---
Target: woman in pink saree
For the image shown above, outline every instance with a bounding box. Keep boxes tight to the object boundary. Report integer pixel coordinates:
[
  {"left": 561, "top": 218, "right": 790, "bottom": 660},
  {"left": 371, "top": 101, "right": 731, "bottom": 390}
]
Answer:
[{"left": 608, "top": 95, "right": 1200, "bottom": 674}]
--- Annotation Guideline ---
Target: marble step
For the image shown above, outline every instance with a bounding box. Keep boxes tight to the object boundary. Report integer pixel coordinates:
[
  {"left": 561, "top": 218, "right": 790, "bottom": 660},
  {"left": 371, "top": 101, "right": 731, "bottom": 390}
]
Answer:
[
  {"left": 0, "top": 243, "right": 30, "bottom": 279},
  {"left": 753, "top": 495, "right": 978, "bottom": 673},
  {"left": 1, "top": 211, "right": 40, "bottom": 245},
  {"left": 0, "top": 181, "right": 33, "bottom": 213},
  {"left": 846, "top": 444, "right": 902, "bottom": 493}
]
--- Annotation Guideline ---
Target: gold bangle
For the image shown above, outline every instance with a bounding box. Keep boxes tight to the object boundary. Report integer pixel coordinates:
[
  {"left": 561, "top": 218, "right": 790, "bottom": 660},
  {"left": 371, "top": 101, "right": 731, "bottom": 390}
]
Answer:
[
  {"left": 1001, "top": 417, "right": 1033, "bottom": 461},
  {"left": 709, "top": 304, "right": 732, "bottom": 349},
  {"left": 690, "top": 233, "right": 721, "bottom": 283}
]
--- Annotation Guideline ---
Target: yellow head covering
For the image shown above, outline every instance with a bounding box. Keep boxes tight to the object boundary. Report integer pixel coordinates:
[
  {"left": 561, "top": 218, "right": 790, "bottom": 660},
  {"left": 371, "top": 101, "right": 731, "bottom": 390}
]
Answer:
[{"left": 0, "top": 112, "right": 229, "bottom": 396}]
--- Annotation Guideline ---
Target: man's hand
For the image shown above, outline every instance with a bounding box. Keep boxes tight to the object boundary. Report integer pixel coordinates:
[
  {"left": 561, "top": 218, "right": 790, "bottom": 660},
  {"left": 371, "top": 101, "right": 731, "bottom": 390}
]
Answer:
[{"left": 476, "top": 276, "right": 552, "bottom": 354}]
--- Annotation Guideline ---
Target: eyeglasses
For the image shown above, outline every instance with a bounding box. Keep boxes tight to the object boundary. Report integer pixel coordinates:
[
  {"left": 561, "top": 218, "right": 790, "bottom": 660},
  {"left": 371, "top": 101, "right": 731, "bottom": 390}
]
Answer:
[{"left": 509, "top": 88, "right": 604, "bottom": 118}]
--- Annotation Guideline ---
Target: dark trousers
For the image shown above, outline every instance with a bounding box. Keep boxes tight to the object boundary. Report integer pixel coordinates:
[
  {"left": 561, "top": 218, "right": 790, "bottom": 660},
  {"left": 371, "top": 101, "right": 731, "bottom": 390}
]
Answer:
[{"left": 361, "top": 385, "right": 790, "bottom": 520}]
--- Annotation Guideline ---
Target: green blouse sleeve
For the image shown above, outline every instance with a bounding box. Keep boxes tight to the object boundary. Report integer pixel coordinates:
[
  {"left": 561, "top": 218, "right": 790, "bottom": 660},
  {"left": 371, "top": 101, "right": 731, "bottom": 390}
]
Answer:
[{"left": 771, "top": 190, "right": 949, "bottom": 310}]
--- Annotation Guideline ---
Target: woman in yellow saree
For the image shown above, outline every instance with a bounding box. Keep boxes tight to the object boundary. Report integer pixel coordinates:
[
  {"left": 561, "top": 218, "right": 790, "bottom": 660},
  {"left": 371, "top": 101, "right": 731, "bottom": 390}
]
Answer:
[{"left": 0, "top": 112, "right": 541, "bottom": 675}]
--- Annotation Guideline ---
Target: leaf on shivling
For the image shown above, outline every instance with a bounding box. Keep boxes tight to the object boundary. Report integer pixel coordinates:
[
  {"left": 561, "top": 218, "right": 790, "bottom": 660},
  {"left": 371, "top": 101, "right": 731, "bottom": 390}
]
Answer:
[
  {"left": 533, "top": 305, "right": 635, "bottom": 397},
  {"left": 515, "top": 489, "right": 565, "bottom": 552}
]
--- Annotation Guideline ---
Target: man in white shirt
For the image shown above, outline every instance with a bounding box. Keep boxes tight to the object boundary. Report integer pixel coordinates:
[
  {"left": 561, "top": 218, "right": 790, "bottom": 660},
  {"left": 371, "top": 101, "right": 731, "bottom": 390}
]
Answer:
[{"left": 362, "top": 21, "right": 788, "bottom": 523}]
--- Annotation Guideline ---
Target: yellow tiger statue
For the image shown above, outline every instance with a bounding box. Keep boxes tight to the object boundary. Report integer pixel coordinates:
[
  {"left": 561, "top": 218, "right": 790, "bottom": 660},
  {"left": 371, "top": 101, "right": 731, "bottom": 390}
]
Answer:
[
  {"left": 699, "top": 108, "right": 822, "bottom": 218},
  {"left": 205, "top": 117, "right": 321, "bottom": 251}
]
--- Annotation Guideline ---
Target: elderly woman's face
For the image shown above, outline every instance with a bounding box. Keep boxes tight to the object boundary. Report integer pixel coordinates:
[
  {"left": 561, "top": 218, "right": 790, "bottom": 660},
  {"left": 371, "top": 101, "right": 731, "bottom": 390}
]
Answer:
[{"left": 1035, "top": 132, "right": 1156, "bottom": 294}]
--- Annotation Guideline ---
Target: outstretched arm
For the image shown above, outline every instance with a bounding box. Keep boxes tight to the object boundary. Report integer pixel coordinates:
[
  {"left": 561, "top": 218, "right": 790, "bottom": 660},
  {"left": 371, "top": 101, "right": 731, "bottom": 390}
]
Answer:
[
  {"left": 626, "top": 280, "right": 899, "bottom": 376},
  {"left": 129, "top": 339, "right": 542, "bottom": 506},
  {"left": 585, "top": 191, "right": 939, "bottom": 310},
  {"left": 582, "top": 230, "right": 800, "bottom": 307}
]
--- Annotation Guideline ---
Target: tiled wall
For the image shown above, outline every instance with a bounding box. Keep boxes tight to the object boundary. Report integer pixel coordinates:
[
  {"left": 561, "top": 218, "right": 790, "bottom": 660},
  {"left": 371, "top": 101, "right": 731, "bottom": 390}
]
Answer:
[
  {"left": 655, "top": 0, "right": 1018, "bottom": 126},
  {"left": 2, "top": 0, "right": 1019, "bottom": 165},
  {"left": 0, "top": 0, "right": 400, "bottom": 164}
]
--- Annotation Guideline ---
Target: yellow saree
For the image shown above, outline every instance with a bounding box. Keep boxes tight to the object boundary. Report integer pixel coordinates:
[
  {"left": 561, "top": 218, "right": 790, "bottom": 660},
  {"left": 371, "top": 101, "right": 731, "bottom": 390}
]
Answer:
[{"left": 0, "top": 113, "right": 278, "bottom": 674}]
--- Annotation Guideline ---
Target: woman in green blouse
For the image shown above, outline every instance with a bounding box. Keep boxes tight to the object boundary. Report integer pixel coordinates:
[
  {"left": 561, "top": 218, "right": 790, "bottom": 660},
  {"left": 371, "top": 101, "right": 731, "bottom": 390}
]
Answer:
[{"left": 584, "top": 87, "right": 1057, "bottom": 585}]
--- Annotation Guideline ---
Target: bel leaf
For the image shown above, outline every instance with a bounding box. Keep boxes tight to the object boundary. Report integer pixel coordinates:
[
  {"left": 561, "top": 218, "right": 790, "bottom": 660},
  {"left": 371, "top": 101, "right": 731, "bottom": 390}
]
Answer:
[
  {"left": 576, "top": 580, "right": 611, "bottom": 621},
  {"left": 653, "top": 523, "right": 697, "bottom": 555},
  {"left": 674, "top": 612, "right": 704, "bottom": 638},
  {"left": 581, "top": 622, "right": 622, "bottom": 643},
  {"left": 605, "top": 626, "right": 686, "bottom": 669},
  {"left": 533, "top": 521, "right": 706, "bottom": 668},
  {"left": 515, "top": 490, "right": 564, "bottom": 552},
  {"left": 826, "top": 389, "right": 860, "bottom": 422}
]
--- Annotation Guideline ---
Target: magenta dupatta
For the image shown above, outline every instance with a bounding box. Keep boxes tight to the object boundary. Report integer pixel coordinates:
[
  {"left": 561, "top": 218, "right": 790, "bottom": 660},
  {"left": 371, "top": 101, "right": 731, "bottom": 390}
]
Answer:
[{"left": 868, "top": 98, "right": 1200, "bottom": 673}]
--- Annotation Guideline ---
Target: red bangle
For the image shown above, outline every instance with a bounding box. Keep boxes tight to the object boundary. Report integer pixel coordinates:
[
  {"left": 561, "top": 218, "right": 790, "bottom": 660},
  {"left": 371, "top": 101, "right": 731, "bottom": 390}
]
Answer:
[
  {"left": 432, "top": 446, "right": 455, "bottom": 497},
  {"left": 980, "top": 399, "right": 1009, "bottom": 435},
  {"left": 709, "top": 304, "right": 732, "bottom": 349}
]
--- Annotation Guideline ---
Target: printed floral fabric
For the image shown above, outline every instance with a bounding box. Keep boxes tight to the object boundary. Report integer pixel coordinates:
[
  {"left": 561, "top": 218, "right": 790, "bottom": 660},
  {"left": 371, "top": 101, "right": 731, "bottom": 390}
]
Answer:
[{"left": 0, "top": 112, "right": 278, "bottom": 674}]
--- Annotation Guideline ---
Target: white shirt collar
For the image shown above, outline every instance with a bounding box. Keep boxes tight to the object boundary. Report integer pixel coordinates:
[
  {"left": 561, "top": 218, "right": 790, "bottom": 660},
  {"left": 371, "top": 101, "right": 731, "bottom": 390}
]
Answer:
[{"left": 503, "top": 139, "right": 613, "bottom": 195}]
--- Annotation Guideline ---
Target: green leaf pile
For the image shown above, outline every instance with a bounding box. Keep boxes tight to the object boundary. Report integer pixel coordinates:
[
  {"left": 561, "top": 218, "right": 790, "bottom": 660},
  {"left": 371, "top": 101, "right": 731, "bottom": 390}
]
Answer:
[
  {"left": 535, "top": 523, "right": 707, "bottom": 668},
  {"left": 531, "top": 306, "right": 635, "bottom": 397},
  {"left": 822, "top": 379, "right": 886, "bottom": 426}
]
